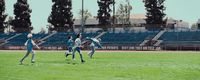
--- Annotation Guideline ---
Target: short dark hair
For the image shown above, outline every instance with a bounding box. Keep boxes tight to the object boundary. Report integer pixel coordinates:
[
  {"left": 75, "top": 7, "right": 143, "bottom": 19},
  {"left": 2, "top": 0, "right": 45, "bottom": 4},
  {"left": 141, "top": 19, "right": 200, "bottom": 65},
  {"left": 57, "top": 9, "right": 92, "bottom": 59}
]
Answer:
[
  {"left": 77, "top": 33, "right": 81, "bottom": 38},
  {"left": 68, "top": 35, "right": 72, "bottom": 39}
]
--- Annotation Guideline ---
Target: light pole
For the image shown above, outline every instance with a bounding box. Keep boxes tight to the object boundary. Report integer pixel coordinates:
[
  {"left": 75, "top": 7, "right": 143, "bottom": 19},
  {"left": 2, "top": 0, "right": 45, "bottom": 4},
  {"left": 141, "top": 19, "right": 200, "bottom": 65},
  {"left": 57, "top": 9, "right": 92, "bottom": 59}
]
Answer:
[
  {"left": 81, "top": 0, "right": 84, "bottom": 33},
  {"left": 113, "top": 0, "right": 115, "bottom": 24},
  {"left": 112, "top": 0, "right": 115, "bottom": 32}
]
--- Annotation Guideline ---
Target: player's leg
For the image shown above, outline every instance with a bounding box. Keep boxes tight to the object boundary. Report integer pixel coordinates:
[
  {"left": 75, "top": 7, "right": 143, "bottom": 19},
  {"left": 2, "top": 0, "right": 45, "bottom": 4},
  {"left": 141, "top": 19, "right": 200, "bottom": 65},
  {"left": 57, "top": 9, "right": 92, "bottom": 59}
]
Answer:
[
  {"left": 72, "top": 47, "right": 77, "bottom": 60},
  {"left": 31, "top": 50, "right": 35, "bottom": 63},
  {"left": 88, "top": 46, "right": 92, "bottom": 56},
  {"left": 77, "top": 47, "right": 85, "bottom": 63},
  {"left": 65, "top": 47, "right": 71, "bottom": 54},
  {"left": 65, "top": 47, "right": 72, "bottom": 58},
  {"left": 20, "top": 51, "right": 31, "bottom": 64},
  {"left": 90, "top": 47, "right": 95, "bottom": 58}
]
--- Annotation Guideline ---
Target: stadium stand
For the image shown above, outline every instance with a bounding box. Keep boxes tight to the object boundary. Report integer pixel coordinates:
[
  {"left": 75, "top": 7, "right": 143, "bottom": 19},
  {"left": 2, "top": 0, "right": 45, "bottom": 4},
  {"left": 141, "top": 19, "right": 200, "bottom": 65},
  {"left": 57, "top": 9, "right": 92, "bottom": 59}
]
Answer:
[
  {"left": 0, "top": 33, "right": 16, "bottom": 40},
  {"left": 158, "top": 30, "right": 200, "bottom": 50},
  {"left": 159, "top": 30, "right": 200, "bottom": 44},
  {"left": 1, "top": 30, "right": 200, "bottom": 50},
  {"left": 4, "top": 33, "right": 48, "bottom": 46},
  {"left": 41, "top": 32, "right": 100, "bottom": 46},
  {"left": 100, "top": 31, "right": 159, "bottom": 46}
]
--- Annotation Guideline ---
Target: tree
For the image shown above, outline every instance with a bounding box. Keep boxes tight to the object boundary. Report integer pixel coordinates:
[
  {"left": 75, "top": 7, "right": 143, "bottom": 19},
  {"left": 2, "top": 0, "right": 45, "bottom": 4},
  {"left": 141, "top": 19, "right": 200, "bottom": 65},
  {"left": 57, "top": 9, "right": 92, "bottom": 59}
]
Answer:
[
  {"left": 116, "top": 0, "right": 132, "bottom": 26},
  {"left": 191, "top": 23, "right": 198, "bottom": 30},
  {"left": 143, "top": 0, "right": 166, "bottom": 29},
  {"left": 78, "top": 9, "right": 92, "bottom": 25},
  {"left": 5, "top": 16, "right": 14, "bottom": 33},
  {"left": 48, "top": 0, "right": 74, "bottom": 32},
  {"left": 97, "top": 0, "right": 114, "bottom": 26},
  {"left": 0, "top": 0, "right": 7, "bottom": 33},
  {"left": 11, "top": 0, "right": 32, "bottom": 32}
]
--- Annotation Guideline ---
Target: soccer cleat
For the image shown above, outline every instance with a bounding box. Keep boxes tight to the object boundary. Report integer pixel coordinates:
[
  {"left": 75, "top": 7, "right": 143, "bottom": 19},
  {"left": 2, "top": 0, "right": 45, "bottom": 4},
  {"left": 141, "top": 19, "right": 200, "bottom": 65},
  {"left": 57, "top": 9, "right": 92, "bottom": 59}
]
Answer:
[
  {"left": 65, "top": 54, "right": 69, "bottom": 58},
  {"left": 19, "top": 61, "right": 23, "bottom": 65},
  {"left": 81, "top": 60, "right": 85, "bottom": 63},
  {"left": 31, "top": 61, "right": 35, "bottom": 63}
]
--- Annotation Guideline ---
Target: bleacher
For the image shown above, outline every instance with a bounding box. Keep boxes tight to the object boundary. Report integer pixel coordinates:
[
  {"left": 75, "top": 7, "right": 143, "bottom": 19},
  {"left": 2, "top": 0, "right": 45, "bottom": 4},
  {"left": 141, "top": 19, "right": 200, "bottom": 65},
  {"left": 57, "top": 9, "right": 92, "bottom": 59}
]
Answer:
[
  {"left": 4, "top": 33, "right": 48, "bottom": 46},
  {"left": 159, "top": 30, "right": 200, "bottom": 45},
  {"left": 5, "top": 33, "right": 27, "bottom": 46},
  {"left": 1, "top": 30, "right": 200, "bottom": 50},
  {"left": 0, "top": 33, "right": 16, "bottom": 40},
  {"left": 100, "top": 31, "right": 159, "bottom": 46},
  {"left": 41, "top": 32, "right": 99, "bottom": 46},
  {"left": 32, "top": 34, "right": 49, "bottom": 40},
  {"left": 0, "top": 31, "right": 160, "bottom": 47}
]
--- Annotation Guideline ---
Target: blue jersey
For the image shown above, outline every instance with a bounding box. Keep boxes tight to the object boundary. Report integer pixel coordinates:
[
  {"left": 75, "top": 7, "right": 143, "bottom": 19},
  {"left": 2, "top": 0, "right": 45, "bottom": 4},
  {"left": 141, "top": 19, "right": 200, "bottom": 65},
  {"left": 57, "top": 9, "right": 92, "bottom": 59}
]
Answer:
[
  {"left": 25, "top": 39, "right": 35, "bottom": 51},
  {"left": 67, "top": 39, "right": 74, "bottom": 47}
]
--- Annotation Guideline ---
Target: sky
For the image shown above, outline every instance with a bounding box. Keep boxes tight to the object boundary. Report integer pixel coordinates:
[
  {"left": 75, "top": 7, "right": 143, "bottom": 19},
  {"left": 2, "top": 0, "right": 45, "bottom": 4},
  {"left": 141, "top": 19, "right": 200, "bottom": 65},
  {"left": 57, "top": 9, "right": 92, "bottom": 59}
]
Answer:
[{"left": 5, "top": 0, "right": 200, "bottom": 32}]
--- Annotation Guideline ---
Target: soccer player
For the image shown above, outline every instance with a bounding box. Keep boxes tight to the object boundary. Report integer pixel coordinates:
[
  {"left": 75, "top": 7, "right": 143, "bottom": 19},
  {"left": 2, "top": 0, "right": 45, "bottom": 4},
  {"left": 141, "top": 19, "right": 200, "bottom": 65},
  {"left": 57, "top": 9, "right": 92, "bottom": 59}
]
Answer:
[
  {"left": 20, "top": 33, "right": 40, "bottom": 64},
  {"left": 72, "top": 33, "right": 85, "bottom": 63},
  {"left": 65, "top": 35, "right": 74, "bottom": 58},
  {"left": 86, "top": 37, "right": 102, "bottom": 58}
]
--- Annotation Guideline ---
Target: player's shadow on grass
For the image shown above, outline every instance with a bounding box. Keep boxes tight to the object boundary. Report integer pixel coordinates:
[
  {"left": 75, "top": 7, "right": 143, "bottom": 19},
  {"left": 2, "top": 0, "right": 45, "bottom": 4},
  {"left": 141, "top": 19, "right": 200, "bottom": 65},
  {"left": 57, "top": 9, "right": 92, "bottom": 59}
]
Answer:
[
  {"left": 39, "top": 59, "right": 78, "bottom": 65},
  {"left": 18, "top": 63, "right": 35, "bottom": 66},
  {"left": 65, "top": 59, "right": 78, "bottom": 65},
  {"left": 40, "top": 60, "right": 66, "bottom": 64}
]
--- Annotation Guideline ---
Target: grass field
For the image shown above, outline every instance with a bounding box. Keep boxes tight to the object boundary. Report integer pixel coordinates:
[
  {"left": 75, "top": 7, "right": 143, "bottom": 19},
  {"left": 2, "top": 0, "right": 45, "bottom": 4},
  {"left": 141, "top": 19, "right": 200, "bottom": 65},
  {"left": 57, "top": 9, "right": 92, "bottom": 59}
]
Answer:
[{"left": 0, "top": 50, "right": 200, "bottom": 80}]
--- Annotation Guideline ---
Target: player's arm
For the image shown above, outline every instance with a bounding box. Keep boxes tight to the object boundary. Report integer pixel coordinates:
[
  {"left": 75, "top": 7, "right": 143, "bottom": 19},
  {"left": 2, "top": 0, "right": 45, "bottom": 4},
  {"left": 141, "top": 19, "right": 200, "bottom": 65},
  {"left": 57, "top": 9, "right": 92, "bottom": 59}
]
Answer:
[
  {"left": 32, "top": 40, "right": 40, "bottom": 49},
  {"left": 24, "top": 40, "right": 28, "bottom": 46},
  {"left": 98, "top": 43, "right": 103, "bottom": 48}
]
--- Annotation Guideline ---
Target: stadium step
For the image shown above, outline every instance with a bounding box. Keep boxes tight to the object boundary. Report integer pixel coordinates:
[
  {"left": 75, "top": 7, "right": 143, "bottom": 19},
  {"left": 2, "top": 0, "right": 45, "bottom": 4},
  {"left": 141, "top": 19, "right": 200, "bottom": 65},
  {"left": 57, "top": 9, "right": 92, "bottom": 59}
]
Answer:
[
  {"left": 152, "top": 30, "right": 166, "bottom": 41},
  {"left": 38, "top": 32, "right": 57, "bottom": 45},
  {"left": 154, "top": 40, "right": 163, "bottom": 46},
  {"left": 140, "top": 30, "right": 166, "bottom": 46},
  {"left": 151, "top": 30, "right": 166, "bottom": 46},
  {"left": 38, "top": 41, "right": 45, "bottom": 46},
  {"left": 40, "top": 32, "right": 57, "bottom": 41},
  {"left": 95, "top": 32, "right": 106, "bottom": 38},
  {"left": 6, "top": 33, "right": 22, "bottom": 41},
  {"left": 140, "top": 40, "right": 149, "bottom": 46},
  {"left": 0, "top": 33, "right": 22, "bottom": 46}
]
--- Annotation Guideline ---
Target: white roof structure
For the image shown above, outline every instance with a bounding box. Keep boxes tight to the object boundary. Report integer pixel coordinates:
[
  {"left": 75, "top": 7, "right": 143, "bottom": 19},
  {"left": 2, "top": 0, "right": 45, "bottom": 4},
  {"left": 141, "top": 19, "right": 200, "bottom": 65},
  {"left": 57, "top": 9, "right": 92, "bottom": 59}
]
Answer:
[
  {"left": 74, "top": 18, "right": 99, "bottom": 25},
  {"left": 197, "top": 19, "right": 200, "bottom": 24},
  {"left": 74, "top": 14, "right": 147, "bottom": 25}
]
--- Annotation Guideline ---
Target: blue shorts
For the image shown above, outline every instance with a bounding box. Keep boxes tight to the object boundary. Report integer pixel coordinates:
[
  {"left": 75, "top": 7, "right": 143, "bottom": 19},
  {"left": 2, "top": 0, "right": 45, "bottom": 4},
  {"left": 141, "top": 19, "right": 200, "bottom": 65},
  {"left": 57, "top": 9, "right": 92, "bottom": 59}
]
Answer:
[
  {"left": 74, "top": 47, "right": 81, "bottom": 53},
  {"left": 68, "top": 47, "right": 73, "bottom": 52}
]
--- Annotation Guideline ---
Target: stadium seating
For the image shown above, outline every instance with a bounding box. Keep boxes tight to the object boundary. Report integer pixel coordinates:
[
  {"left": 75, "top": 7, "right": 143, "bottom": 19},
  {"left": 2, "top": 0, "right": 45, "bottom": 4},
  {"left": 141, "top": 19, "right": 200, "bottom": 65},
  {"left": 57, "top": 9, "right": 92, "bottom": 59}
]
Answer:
[
  {"left": 0, "top": 33, "right": 16, "bottom": 40},
  {"left": 4, "top": 33, "right": 48, "bottom": 46},
  {"left": 2, "top": 30, "right": 200, "bottom": 47},
  {"left": 41, "top": 32, "right": 99, "bottom": 46},
  {"left": 159, "top": 30, "right": 200, "bottom": 45},
  {"left": 100, "top": 31, "right": 159, "bottom": 45},
  {"left": 32, "top": 34, "right": 49, "bottom": 40}
]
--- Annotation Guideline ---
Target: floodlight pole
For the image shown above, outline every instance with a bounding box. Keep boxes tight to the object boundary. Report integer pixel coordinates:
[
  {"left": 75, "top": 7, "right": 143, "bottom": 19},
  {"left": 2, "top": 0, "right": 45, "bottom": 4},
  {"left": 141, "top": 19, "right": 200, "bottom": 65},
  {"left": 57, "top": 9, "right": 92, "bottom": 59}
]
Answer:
[
  {"left": 112, "top": 0, "right": 115, "bottom": 32},
  {"left": 113, "top": 0, "right": 115, "bottom": 25},
  {"left": 81, "top": 0, "right": 84, "bottom": 33}
]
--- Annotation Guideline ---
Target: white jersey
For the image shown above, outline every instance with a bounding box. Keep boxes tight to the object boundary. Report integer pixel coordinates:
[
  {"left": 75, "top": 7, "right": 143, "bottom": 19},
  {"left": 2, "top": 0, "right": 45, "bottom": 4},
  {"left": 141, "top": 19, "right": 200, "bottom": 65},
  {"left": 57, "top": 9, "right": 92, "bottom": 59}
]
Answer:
[{"left": 74, "top": 38, "right": 81, "bottom": 47}]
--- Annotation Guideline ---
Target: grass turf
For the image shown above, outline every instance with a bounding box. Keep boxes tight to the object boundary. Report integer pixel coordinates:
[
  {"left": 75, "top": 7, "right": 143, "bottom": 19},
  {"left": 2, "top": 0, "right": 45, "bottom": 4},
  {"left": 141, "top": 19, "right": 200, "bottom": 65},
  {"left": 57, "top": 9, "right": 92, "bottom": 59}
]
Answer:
[{"left": 0, "top": 50, "right": 200, "bottom": 80}]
